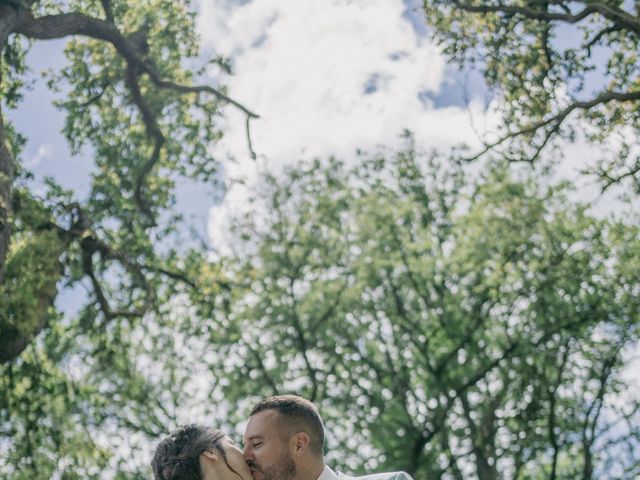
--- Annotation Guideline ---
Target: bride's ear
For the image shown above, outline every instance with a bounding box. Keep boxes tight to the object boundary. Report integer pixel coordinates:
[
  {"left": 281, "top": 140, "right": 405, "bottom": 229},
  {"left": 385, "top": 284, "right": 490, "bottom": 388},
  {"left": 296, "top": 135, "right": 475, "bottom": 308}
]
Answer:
[{"left": 201, "top": 449, "right": 220, "bottom": 462}]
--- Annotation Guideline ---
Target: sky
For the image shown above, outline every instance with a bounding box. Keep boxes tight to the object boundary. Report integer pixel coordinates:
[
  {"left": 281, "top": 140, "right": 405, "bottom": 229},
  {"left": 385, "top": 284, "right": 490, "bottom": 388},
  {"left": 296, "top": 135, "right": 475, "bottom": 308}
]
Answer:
[
  {"left": 11, "top": 0, "right": 625, "bottom": 256},
  {"left": 8, "top": 0, "right": 633, "bottom": 309},
  {"left": 195, "top": 0, "right": 634, "bottom": 255},
  {"left": 197, "top": 0, "right": 501, "bottom": 255}
]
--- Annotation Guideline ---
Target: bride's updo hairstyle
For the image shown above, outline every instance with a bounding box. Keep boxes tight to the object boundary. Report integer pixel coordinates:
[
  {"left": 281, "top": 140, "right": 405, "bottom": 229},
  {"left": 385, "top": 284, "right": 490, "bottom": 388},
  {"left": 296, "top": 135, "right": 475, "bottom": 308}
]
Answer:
[{"left": 152, "top": 424, "right": 226, "bottom": 480}]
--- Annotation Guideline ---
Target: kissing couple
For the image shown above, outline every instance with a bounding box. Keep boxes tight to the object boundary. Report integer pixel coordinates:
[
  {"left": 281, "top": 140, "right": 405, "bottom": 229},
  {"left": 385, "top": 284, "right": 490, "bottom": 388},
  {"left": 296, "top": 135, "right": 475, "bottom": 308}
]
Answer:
[{"left": 152, "top": 394, "right": 414, "bottom": 480}]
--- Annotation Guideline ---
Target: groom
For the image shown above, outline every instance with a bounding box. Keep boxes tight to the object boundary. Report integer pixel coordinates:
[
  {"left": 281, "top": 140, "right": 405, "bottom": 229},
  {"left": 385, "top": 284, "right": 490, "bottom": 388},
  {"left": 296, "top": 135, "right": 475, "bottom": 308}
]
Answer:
[{"left": 243, "top": 395, "right": 413, "bottom": 480}]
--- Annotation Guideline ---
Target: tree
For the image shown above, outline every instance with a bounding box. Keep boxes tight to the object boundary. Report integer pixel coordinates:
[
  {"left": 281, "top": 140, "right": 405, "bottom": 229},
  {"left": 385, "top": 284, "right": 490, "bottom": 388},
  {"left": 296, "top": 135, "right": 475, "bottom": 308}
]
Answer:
[
  {"left": 1, "top": 0, "right": 255, "bottom": 477},
  {"left": 216, "top": 144, "right": 640, "bottom": 479},
  {"left": 420, "top": 1, "right": 640, "bottom": 192},
  {"left": 0, "top": 0, "right": 257, "bottom": 364}
]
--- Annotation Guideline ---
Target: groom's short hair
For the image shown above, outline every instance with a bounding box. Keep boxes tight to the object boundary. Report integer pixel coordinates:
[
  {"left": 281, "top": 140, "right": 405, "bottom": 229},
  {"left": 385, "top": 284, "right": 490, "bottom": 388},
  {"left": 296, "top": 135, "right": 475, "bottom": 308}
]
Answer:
[{"left": 250, "top": 394, "right": 325, "bottom": 456}]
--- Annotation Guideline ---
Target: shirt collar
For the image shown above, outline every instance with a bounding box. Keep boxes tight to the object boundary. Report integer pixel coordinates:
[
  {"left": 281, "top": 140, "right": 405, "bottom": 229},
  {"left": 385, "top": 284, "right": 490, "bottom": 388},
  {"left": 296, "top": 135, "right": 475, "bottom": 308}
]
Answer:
[{"left": 317, "top": 465, "right": 340, "bottom": 480}]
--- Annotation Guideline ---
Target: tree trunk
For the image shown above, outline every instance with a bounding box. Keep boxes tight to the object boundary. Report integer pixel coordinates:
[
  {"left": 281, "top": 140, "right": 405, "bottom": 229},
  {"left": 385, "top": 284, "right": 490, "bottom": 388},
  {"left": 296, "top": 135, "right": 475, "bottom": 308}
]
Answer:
[
  {"left": 0, "top": 105, "right": 12, "bottom": 285},
  {"left": 0, "top": 230, "right": 66, "bottom": 363},
  {"left": 0, "top": 6, "right": 19, "bottom": 284}
]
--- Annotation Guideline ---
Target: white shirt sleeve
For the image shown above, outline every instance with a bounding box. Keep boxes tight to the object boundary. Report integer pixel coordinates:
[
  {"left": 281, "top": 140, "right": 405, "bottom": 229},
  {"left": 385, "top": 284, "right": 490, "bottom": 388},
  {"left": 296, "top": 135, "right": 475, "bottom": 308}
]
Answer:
[{"left": 394, "top": 473, "right": 414, "bottom": 480}]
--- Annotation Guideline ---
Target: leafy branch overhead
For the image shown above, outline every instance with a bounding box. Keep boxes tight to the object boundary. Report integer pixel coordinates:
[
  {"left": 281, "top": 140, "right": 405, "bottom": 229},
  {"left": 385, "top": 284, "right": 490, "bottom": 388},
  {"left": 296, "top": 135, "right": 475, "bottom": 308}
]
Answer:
[
  {"left": 0, "top": 0, "right": 252, "bottom": 364},
  {"left": 421, "top": 0, "right": 640, "bottom": 190}
]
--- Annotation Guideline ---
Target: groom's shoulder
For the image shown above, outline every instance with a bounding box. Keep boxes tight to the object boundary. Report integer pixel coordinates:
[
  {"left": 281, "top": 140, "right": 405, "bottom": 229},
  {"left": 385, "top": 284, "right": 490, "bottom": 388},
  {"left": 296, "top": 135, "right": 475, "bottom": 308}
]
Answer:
[{"left": 338, "top": 472, "right": 414, "bottom": 480}]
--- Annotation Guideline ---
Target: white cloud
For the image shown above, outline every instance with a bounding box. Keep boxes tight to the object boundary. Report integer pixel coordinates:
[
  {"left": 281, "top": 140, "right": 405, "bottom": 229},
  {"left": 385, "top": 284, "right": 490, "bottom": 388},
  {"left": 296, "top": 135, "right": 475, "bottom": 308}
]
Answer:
[
  {"left": 24, "top": 143, "right": 53, "bottom": 169},
  {"left": 197, "top": 0, "right": 502, "bottom": 253},
  {"left": 197, "top": 0, "right": 636, "bottom": 256},
  {"left": 197, "top": 0, "right": 490, "bottom": 164}
]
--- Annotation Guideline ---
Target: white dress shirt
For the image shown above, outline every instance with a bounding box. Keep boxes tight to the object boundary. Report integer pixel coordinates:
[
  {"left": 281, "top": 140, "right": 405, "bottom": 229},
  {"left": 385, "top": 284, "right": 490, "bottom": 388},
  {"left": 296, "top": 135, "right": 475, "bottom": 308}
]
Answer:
[
  {"left": 317, "top": 466, "right": 339, "bottom": 480},
  {"left": 316, "top": 465, "right": 414, "bottom": 480}
]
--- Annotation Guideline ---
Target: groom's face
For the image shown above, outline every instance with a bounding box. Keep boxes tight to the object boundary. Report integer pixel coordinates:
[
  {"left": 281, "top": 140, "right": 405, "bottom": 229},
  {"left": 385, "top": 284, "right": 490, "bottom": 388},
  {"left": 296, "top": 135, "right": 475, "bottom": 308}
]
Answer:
[{"left": 243, "top": 409, "right": 297, "bottom": 480}]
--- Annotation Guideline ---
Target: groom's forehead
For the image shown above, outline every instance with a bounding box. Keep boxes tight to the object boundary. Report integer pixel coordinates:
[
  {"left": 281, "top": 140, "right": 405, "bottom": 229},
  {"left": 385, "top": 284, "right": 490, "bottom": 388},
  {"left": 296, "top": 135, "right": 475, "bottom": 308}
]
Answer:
[{"left": 244, "top": 409, "right": 282, "bottom": 437}]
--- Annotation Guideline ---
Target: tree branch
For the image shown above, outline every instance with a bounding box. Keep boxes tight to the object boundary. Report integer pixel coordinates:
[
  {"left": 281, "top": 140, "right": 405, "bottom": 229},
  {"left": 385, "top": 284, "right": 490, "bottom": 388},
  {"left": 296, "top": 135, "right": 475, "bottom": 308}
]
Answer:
[
  {"left": 78, "top": 78, "right": 113, "bottom": 107},
  {"left": 548, "top": 345, "right": 570, "bottom": 480},
  {"left": 450, "top": 1, "right": 640, "bottom": 37},
  {"left": 14, "top": 11, "right": 259, "bottom": 160},
  {"left": 585, "top": 25, "right": 622, "bottom": 55},
  {"left": 124, "top": 62, "right": 164, "bottom": 224},
  {"left": 100, "top": 0, "right": 115, "bottom": 24},
  {"left": 288, "top": 276, "right": 320, "bottom": 401},
  {"left": 581, "top": 349, "right": 619, "bottom": 480},
  {"left": 464, "top": 89, "right": 640, "bottom": 162},
  {"left": 597, "top": 159, "right": 640, "bottom": 193},
  {"left": 80, "top": 229, "right": 156, "bottom": 322}
]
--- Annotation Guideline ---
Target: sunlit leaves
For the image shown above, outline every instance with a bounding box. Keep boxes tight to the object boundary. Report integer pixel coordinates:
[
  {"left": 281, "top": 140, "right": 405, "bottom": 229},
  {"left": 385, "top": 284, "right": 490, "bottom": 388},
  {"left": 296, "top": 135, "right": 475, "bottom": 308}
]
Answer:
[
  {"left": 219, "top": 146, "right": 640, "bottom": 478},
  {"left": 421, "top": 1, "right": 640, "bottom": 188}
]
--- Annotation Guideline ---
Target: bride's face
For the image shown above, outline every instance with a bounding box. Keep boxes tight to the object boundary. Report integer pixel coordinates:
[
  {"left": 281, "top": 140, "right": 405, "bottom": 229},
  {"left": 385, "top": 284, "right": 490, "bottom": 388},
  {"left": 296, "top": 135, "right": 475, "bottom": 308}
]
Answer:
[{"left": 215, "top": 437, "right": 254, "bottom": 480}]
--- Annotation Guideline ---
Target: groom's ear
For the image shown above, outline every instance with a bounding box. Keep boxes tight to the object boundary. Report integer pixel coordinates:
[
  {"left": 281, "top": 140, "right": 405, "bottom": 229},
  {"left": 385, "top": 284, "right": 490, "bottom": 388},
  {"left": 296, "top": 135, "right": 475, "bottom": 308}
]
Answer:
[{"left": 292, "top": 432, "right": 311, "bottom": 457}]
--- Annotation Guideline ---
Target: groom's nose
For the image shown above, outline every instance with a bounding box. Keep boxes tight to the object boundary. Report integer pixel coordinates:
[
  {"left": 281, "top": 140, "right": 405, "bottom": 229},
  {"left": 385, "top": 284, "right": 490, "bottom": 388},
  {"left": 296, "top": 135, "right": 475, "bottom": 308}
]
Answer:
[{"left": 243, "top": 444, "right": 253, "bottom": 461}]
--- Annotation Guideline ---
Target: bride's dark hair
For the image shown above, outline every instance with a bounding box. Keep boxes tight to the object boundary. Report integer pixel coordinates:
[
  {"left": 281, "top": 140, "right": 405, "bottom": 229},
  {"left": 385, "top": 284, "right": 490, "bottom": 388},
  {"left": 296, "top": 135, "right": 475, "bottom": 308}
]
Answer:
[{"left": 151, "top": 424, "right": 227, "bottom": 480}]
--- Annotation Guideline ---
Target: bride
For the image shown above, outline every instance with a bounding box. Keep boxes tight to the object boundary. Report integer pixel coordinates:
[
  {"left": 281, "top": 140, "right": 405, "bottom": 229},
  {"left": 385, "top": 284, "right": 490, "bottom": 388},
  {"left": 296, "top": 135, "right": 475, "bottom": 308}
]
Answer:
[{"left": 152, "top": 424, "right": 252, "bottom": 480}]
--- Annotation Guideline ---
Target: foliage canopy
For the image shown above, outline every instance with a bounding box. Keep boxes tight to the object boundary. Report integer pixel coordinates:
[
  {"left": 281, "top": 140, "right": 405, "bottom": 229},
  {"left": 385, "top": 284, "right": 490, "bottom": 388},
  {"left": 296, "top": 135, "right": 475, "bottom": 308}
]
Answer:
[
  {"left": 420, "top": 0, "right": 640, "bottom": 192},
  {"left": 0, "top": 0, "right": 256, "bottom": 363},
  {"left": 1, "top": 0, "right": 253, "bottom": 476},
  {"left": 214, "top": 146, "right": 640, "bottom": 479}
]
